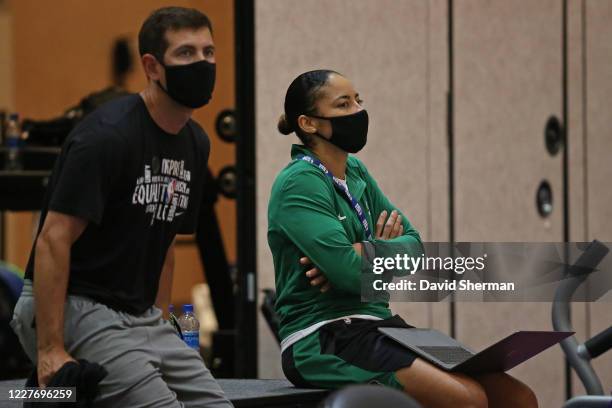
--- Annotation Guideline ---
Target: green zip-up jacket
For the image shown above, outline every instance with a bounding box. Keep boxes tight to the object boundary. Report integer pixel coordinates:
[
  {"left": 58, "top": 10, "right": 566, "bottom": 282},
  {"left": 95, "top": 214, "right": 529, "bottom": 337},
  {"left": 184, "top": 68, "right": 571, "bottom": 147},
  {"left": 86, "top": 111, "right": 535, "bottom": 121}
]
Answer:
[{"left": 268, "top": 144, "right": 422, "bottom": 342}]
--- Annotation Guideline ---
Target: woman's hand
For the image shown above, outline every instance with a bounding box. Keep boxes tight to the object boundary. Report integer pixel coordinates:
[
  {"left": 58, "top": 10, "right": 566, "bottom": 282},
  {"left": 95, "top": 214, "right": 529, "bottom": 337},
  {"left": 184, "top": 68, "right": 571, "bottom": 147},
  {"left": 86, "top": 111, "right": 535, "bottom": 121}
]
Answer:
[
  {"left": 300, "top": 256, "right": 331, "bottom": 292},
  {"left": 300, "top": 210, "right": 404, "bottom": 292},
  {"left": 375, "top": 210, "right": 403, "bottom": 240},
  {"left": 301, "top": 243, "right": 363, "bottom": 292},
  {"left": 299, "top": 211, "right": 403, "bottom": 292}
]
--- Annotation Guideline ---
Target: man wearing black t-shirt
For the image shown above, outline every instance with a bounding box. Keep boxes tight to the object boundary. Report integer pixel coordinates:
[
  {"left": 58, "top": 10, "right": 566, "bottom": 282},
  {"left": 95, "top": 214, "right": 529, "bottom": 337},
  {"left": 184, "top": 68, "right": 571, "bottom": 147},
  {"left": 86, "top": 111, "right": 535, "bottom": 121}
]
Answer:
[{"left": 10, "top": 7, "right": 232, "bottom": 407}]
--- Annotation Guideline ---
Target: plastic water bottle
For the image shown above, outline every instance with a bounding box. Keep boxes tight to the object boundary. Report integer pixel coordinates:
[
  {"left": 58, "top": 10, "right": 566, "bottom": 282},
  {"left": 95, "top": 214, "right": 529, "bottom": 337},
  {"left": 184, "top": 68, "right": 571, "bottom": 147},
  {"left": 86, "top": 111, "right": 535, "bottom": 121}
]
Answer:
[
  {"left": 178, "top": 304, "right": 200, "bottom": 351},
  {"left": 4, "top": 113, "right": 23, "bottom": 171}
]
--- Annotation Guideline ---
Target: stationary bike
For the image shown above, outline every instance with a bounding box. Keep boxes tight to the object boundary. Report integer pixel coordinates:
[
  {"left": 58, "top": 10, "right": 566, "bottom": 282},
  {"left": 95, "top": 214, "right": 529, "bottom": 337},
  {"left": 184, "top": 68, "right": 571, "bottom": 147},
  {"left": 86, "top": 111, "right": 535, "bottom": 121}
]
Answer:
[{"left": 552, "top": 240, "right": 612, "bottom": 407}]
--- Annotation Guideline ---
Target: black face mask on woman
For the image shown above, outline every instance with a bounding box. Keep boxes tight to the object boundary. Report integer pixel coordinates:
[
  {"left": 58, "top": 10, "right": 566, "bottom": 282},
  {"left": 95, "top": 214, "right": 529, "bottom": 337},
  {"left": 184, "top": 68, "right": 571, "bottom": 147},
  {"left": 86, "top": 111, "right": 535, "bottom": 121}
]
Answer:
[
  {"left": 157, "top": 59, "right": 216, "bottom": 109},
  {"left": 310, "top": 109, "right": 369, "bottom": 153}
]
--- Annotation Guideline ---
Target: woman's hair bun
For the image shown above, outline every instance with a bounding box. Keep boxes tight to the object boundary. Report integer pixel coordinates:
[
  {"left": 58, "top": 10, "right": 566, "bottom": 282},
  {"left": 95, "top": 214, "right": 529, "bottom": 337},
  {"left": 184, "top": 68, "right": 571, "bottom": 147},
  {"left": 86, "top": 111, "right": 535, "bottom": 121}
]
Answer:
[{"left": 277, "top": 114, "right": 293, "bottom": 135}]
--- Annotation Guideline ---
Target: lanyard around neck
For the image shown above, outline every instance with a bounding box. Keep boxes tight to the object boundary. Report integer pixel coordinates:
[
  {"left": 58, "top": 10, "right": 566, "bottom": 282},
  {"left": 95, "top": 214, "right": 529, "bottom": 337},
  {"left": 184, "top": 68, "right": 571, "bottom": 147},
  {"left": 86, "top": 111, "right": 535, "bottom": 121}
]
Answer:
[{"left": 296, "top": 154, "right": 373, "bottom": 240}]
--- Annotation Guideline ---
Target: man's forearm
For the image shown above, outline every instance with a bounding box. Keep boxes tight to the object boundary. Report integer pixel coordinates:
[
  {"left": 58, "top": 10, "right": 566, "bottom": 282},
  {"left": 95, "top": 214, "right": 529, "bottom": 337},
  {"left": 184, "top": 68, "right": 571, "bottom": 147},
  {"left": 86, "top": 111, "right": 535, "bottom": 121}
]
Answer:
[{"left": 33, "top": 235, "right": 71, "bottom": 352}]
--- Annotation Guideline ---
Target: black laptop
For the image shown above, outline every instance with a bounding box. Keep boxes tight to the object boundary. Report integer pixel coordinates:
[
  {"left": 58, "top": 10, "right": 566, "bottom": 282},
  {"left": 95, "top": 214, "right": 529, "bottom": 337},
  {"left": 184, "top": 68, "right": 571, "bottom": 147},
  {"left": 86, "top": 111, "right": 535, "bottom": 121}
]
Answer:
[{"left": 378, "top": 327, "right": 573, "bottom": 374}]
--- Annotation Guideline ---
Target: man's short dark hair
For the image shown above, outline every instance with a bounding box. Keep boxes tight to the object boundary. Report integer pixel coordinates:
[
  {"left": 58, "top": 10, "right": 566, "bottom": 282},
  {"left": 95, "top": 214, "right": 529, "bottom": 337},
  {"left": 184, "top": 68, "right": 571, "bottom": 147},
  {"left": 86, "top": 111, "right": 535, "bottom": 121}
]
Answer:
[{"left": 138, "top": 7, "right": 213, "bottom": 63}]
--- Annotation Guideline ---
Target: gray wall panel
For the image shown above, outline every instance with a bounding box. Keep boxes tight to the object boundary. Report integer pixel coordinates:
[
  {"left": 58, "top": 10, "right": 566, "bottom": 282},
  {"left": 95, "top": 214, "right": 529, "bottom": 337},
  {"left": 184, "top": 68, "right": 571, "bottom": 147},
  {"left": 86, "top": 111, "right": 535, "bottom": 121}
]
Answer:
[
  {"left": 454, "top": 1, "right": 565, "bottom": 406},
  {"left": 567, "top": 0, "right": 590, "bottom": 396},
  {"left": 584, "top": 0, "right": 612, "bottom": 393},
  {"left": 427, "top": 0, "right": 452, "bottom": 334},
  {"left": 255, "top": 0, "right": 449, "bottom": 378}
]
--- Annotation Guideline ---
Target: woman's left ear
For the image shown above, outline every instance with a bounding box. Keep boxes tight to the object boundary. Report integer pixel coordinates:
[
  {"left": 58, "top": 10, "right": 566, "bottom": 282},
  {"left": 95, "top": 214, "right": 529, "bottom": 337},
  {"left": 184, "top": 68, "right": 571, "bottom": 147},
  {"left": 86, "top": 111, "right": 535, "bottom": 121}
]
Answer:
[{"left": 297, "top": 114, "right": 318, "bottom": 135}]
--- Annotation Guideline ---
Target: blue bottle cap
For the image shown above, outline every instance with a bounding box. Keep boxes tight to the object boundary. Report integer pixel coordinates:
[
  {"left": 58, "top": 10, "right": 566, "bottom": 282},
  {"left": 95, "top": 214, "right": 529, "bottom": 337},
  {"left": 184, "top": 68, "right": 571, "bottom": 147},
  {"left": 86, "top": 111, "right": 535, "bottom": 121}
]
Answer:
[
  {"left": 183, "top": 304, "right": 193, "bottom": 313},
  {"left": 168, "top": 304, "right": 174, "bottom": 314}
]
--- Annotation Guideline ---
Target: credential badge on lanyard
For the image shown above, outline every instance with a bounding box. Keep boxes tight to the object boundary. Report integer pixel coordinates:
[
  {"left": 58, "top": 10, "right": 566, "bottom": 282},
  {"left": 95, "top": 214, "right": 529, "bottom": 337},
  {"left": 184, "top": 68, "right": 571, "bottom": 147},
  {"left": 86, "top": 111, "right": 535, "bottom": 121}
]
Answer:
[{"left": 296, "top": 154, "right": 373, "bottom": 240}]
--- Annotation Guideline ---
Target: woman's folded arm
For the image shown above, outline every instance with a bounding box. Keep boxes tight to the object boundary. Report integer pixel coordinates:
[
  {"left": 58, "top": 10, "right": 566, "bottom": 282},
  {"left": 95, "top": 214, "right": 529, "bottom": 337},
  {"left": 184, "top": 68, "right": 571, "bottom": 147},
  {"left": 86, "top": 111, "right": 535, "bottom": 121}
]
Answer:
[{"left": 276, "top": 171, "right": 363, "bottom": 295}]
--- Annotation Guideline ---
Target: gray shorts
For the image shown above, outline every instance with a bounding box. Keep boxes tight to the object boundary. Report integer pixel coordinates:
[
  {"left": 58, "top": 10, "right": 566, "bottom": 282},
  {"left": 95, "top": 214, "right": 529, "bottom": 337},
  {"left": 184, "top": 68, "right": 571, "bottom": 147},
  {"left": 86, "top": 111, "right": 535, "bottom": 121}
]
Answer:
[{"left": 10, "top": 280, "right": 233, "bottom": 408}]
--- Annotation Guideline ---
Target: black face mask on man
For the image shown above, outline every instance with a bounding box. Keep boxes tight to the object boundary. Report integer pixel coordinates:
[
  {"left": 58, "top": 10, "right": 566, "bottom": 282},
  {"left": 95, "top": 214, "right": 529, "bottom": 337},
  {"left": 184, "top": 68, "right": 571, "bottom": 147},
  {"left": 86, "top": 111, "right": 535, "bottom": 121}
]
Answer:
[
  {"left": 156, "top": 59, "right": 216, "bottom": 109},
  {"left": 310, "top": 109, "right": 369, "bottom": 153}
]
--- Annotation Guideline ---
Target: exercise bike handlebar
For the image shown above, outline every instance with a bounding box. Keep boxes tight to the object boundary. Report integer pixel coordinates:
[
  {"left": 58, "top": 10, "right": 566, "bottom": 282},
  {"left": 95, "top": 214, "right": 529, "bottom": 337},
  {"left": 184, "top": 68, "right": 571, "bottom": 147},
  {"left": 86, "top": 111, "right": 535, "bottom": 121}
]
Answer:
[
  {"left": 582, "top": 326, "right": 612, "bottom": 360},
  {"left": 552, "top": 239, "right": 610, "bottom": 396}
]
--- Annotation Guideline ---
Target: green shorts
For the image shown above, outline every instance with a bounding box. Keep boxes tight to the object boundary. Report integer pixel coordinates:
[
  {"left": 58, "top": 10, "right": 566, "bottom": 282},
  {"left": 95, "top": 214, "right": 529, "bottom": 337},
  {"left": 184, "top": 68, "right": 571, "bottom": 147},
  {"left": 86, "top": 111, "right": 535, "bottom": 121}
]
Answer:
[{"left": 281, "top": 315, "right": 418, "bottom": 390}]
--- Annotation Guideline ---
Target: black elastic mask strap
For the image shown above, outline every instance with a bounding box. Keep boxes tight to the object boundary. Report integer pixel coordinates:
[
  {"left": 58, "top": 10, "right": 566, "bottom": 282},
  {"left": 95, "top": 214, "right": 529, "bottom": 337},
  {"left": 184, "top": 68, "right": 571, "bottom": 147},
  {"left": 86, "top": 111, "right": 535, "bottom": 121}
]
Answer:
[
  {"left": 305, "top": 113, "right": 332, "bottom": 140},
  {"left": 155, "top": 79, "right": 168, "bottom": 93},
  {"left": 154, "top": 57, "right": 168, "bottom": 92},
  {"left": 308, "top": 113, "right": 330, "bottom": 121},
  {"left": 307, "top": 118, "right": 330, "bottom": 143}
]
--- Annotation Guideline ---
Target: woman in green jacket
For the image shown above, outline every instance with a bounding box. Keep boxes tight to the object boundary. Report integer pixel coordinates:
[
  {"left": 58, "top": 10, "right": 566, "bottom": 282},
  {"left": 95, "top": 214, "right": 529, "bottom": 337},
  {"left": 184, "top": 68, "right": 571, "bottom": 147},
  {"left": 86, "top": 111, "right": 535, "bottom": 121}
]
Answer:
[{"left": 267, "top": 70, "right": 537, "bottom": 408}]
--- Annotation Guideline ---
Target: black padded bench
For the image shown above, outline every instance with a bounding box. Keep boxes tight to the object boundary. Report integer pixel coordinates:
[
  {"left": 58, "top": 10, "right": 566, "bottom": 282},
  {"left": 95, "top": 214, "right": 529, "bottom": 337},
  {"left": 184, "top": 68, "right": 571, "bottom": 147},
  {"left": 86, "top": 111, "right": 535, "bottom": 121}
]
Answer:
[{"left": 0, "top": 378, "right": 329, "bottom": 408}]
